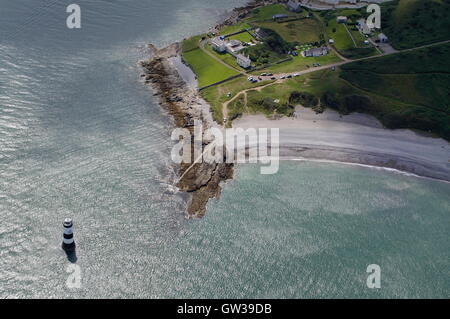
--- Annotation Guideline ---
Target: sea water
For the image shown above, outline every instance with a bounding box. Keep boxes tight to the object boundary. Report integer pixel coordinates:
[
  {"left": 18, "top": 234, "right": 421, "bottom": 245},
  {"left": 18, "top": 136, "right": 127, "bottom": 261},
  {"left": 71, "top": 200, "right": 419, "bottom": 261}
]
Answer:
[{"left": 0, "top": 0, "right": 448, "bottom": 298}]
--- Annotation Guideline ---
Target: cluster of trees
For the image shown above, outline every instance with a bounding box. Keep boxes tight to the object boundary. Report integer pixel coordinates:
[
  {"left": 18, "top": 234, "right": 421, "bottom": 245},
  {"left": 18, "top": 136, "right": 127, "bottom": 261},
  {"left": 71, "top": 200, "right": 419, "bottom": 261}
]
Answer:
[
  {"left": 243, "top": 28, "right": 292, "bottom": 65},
  {"left": 289, "top": 91, "right": 318, "bottom": 108},
  {"left": 251, "top": 97, "right": 295, "bottom": 116},
  {"left": 322, "top": 91, "right": 372, "bottom": 114}
]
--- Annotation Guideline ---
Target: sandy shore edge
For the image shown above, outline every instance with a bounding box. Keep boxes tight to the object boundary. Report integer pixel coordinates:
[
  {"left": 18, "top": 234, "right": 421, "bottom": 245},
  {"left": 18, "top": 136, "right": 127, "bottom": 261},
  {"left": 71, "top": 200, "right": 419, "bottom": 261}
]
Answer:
[{"left": 233, "top": 110, "right": 450, "bottom": 182}]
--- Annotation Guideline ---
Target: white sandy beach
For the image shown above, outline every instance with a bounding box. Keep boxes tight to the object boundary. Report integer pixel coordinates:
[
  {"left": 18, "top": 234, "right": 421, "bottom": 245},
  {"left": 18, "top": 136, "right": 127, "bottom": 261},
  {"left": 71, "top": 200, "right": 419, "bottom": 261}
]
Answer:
[{"left": 233, "top": 107, "right": 450, "bottom": 181}]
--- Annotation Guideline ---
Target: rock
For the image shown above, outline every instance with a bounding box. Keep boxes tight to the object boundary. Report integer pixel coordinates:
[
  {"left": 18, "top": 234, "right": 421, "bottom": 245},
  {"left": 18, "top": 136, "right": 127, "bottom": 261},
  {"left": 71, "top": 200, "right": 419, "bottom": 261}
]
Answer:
[{"left": 140, "top": 42, "right": 234, "bottom": 217}]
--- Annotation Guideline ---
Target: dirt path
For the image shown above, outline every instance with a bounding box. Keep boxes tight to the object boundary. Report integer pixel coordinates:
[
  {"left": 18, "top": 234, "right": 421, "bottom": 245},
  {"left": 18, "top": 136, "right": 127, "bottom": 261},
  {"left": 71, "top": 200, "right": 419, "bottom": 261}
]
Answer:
[
  {"left": 344, "top": 24, "right": 358, "bottom": 48},
  {"left": 218, "top": 38, "right": 450, "bottom": 126},
  {"left": 223, "top": 80, "right": 283, "bottom": 122}
]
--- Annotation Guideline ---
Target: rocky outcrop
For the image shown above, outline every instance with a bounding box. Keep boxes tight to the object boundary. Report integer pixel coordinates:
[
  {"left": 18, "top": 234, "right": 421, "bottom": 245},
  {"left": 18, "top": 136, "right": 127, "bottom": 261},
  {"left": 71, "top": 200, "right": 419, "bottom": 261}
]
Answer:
[{"left": 140, "top": 44, "right": 233, "bottom": 218}]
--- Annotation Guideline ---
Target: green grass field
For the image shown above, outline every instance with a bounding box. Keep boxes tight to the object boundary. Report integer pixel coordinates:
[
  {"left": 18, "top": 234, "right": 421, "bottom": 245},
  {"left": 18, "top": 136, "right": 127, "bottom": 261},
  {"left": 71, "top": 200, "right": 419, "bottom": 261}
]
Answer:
[
  {"left": 254, "top": 18, "right": 322, "bottom": 44},
  {"left": 249, "top": 4, "right": 292, "bottom": 21},
  {"left": 381, "top": 0, "right": 450, "bottom": 49},
  {"left": 326, "top": 20, "right": 354, "bottom": 51},
  {"left": 203, "top": 44, "right": 241, "bottom": 70},
  {"left": 243, "top": 42, "right": 450, "bottom": 140},
  {"left": 219, "top": 22, "right": 252, "bottom": 36},
  {"left": 340, "top": 43, "right": 450, "bottom": 117},
  {"left": 228, "top": 31, "right": 254, "bottom": 43},
  {"left": 182, "top": 48, "right": 239, "bottom": 88},
  {"left": 201, "top": 77, "right": 275, "bottom": 122},
  {"left": 181, "top": 34, "right": 204, "bottom": 53},
  {"left": 252, "top": 50, "right": 341, "bottom": 74}
]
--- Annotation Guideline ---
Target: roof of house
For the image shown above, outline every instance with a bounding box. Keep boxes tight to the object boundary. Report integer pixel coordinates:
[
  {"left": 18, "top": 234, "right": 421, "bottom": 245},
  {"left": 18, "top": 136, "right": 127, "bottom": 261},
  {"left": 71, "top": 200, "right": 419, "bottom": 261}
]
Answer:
[
  {"left": 287, "top": 0, "right": 301, "bottom": 10},
  {"left": 228, "top": 39, "right": 241, "bottom": 47},
  {"left": 211, "top": 37, "right": 225, "bottom": 46},
  {"left": 237, "top": 54, "right": 251, "bottom": 62},
  {"left": 357, "top": 19, "right": 372, "bottom": 34},
  {"left": 305, "top": 47, "right": 328, "bottom": 55}
]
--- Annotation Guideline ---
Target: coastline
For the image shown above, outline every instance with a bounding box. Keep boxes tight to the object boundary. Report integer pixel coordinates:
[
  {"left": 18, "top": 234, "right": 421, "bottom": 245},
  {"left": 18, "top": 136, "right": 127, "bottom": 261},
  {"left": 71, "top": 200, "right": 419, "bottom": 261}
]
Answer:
[
  {"left": 233, "top": 108, "right": 450, "bottom": 182},
  {"left": 140, "top": 44, "right": 233, "bottom": 218},
  {"left": 140, "top": 0, "right": 450, "bottom": 217},
  {"left": 138, "top": 0, "right": 272, "bottom": 217}
]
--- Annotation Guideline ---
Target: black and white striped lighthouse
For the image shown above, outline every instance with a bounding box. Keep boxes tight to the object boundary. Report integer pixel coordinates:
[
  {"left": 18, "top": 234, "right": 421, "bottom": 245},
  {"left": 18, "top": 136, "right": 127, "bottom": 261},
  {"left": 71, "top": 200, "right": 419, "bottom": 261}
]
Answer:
[{"left": 62, "top": 218, "right": 76, "bottom": 251}]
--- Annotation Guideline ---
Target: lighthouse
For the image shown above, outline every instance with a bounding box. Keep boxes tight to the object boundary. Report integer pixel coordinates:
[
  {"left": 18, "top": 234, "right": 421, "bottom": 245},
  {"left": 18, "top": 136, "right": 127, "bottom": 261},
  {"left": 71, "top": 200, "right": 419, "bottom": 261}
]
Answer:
[{"left": 62, "top": 218, "right": 76, "bottom": 251}]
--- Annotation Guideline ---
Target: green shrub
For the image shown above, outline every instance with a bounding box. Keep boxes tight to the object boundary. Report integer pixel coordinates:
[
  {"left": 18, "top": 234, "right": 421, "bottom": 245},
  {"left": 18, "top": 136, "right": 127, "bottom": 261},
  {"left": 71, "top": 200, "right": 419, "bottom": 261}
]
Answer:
[{"left": 289, "top": 91, "right": 318, "bottom": 108}]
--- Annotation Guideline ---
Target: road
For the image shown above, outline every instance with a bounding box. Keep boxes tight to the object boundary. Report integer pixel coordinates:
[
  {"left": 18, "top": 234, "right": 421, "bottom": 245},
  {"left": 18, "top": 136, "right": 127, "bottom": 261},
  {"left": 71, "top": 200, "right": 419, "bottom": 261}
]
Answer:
[
  {"left": 198, "top": 34, "right": 450, "bottom": 124},
  {"left": 216, "top": 39, "right": 450, "bottom": 124}
]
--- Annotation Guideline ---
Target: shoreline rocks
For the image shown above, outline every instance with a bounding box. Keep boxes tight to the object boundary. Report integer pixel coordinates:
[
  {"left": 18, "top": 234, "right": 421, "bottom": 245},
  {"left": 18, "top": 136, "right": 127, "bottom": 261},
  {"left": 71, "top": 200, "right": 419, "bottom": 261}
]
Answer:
[{"left": 140, "top": 43, "right": 233, "bottom": 218}]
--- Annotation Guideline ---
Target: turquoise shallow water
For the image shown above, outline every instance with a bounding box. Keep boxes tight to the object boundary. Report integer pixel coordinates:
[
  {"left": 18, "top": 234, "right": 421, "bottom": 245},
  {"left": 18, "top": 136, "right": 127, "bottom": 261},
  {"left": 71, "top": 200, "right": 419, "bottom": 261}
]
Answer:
[
  {"left": 0, "top": 1, "right": 449, "bottom": 298},
  {"left": 149, "top": 162, "right": 450, "bottom": 298}
]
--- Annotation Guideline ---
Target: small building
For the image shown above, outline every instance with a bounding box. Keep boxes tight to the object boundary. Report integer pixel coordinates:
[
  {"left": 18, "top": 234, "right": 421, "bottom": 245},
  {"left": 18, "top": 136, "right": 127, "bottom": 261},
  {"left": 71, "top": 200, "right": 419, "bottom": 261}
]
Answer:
[
  {"left": 211, "top": 37, "right": 226, "bottom": 53},
  {"left": 378, "top": 33, "right": 389, "bottom": 43},
  {"left": 226, "top": 39, "right": 245, "bottom": 54},
  {"left": 272, "top": 14, "right": 288, "bottom": 20},
  {"left": 303, "top": 47, "right": 328, "bottom": 57},
  {"left": 357, "top": 19, "right": 371, "bottom": 35},
  {"left": 228, "top": 39, "right": 241, "bottom": 47},
  {"left": 286, "top": 0, "right": 302, "bottom": 12},
  {"left": 236, "top": 54, "right": 251, "bottom": 69},
  {"left": 336, "top": 16, "right": 347, "bottom": 23}
]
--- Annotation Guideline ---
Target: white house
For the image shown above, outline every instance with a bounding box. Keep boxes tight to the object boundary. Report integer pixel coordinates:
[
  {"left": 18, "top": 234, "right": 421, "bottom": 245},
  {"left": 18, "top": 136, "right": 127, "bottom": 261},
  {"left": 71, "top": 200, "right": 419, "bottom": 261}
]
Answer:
[
  {"left": 357, "top": 19, "right": 372, "bottom": 35},
  {"left": 303, "top": 47, "right": 328, "bottom": 57},
  {"left": 336, "top": 16, "right": 347, "bottom": 23},
  {"left": 211, "top": 37, "right": 226, "bottom": 53},
  {"left": 286, "top": 0, "right": 302, "bottom": 12},
  {"left": 378, "top": 33, "right": 389, "bottom": 43},
  {"left": 236, "top": 54, "right": 251, "bottom": 69}
]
